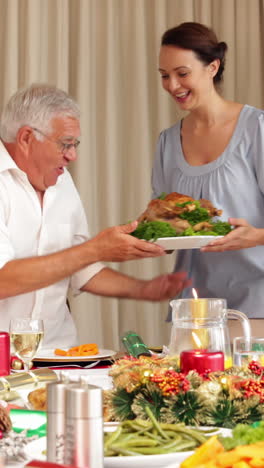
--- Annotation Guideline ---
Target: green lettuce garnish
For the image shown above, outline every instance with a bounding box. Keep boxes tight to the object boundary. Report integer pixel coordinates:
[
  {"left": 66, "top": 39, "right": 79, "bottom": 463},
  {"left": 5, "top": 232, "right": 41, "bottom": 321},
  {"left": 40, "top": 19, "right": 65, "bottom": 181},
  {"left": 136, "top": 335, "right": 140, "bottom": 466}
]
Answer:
[
  {"left": 131, "top": 220, "right": 177, "bottom": 241},
  {"left": 219, "top": 422, "right": 264, "bottom": 450}
]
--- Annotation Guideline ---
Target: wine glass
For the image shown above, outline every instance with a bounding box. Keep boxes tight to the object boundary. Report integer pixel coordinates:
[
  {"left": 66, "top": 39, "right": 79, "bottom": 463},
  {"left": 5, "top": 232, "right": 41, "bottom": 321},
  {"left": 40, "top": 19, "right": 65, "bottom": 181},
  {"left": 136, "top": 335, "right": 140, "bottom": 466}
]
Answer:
[{"left": 10, "top": 318, "right": 44, "bottom": 371}]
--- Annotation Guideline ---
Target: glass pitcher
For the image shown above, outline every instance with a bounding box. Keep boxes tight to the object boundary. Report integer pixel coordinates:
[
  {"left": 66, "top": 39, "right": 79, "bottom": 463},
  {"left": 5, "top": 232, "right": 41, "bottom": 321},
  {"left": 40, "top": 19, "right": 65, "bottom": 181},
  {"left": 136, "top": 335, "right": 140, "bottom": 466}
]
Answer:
[{"left": 169, "top": 298, "right": 251, "bottom": 368}]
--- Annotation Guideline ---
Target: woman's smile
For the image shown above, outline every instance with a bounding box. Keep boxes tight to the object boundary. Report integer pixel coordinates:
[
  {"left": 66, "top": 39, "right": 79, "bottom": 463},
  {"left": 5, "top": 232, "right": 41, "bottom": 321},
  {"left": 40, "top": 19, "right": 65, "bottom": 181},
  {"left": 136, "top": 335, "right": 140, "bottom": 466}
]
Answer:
[{"left": 173, "top": 90, "right": 191, "bottom": 103}]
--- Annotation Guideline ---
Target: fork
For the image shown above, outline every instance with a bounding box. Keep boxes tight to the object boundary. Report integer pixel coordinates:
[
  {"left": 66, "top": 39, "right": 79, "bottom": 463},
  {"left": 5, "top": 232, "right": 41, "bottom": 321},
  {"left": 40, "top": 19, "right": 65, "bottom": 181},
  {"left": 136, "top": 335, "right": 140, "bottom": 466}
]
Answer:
[{"left": 34, "top": 360, "right": 101, "bottom": 370}]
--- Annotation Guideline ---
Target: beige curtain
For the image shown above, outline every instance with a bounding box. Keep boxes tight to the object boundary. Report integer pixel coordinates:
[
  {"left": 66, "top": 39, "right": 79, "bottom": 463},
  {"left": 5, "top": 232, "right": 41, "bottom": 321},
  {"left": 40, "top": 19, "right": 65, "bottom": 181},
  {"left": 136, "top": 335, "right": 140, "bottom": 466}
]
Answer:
[{"left": 0, "top": 0, "right": 263, "bottom": 350}]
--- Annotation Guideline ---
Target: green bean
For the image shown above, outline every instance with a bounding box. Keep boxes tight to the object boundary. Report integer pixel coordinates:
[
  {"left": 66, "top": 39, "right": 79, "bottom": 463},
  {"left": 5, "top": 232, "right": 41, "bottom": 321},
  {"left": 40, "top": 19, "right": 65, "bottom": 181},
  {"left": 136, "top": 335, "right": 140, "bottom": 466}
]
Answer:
[
  {"left": 144, "top": 431, "right": 164, "bottom": 443},
  {"left": 145, "top": 406, "right": 170, "bottom": 440},
  {"left": 104, "top": 425, "right": 123, "bottom": 449},
  {"left": 123, "top": 420, "right": 153, "bottom": 433},
  {"left": 104, "top": 407, "right": 208, "bottom": 457},
  {"left": 110, "top": 445, "right": 141, "bottom": 456},
  {"left": 104, "top": 448, "right": 116, "bottom": 457},
  {"left": 166, "top": 440, "right": 197, "bottom": 452},
  {"left": 118, "top": 437, "right": 159, "bottom": 447},
  {"left": 115, "top": 433, "right": 135, "bottom": 443},
  {"left": 120, "top": 427, "right": 151, "bottom": 437},
  {"left": 108, "top": 440, "right": 196, "bottom": 456},
  {"left": 161, "top": 435, "right": 182, "bottom": 449},
  {"left": 160, "top": 423, "right": 207, "bottom": 444},
  {"left": 133, "top": 425, "right": 153, "bottom": 433},
  {"left": 122, "top": 446, "right": 172, "bottom": 455},
  {"left": 163, "top": 430, "right": 181, "bottom": 438},
  {"left": 132, "top": 419, "right": 152, "bottom": 428},
  {"left": 178, "top": 433, "right": 195, "bottom": 441},
  {"left": 121, "top": 420, "right": 137, "bottom": 428}
]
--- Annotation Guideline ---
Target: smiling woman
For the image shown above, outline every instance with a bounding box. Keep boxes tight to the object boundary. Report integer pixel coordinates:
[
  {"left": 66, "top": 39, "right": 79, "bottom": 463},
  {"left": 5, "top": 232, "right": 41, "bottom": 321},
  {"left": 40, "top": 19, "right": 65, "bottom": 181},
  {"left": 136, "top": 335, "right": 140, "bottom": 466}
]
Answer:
[{"left": 152, "top": 21, "right": 264, "bottom": 325}]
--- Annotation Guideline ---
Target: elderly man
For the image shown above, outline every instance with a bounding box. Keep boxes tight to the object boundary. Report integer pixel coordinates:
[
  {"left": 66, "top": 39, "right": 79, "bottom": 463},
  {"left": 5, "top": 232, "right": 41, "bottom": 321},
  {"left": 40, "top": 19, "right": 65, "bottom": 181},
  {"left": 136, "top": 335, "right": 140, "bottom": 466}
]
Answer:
[{"left": 0, "top": 84, "right": 190, "bottom": 348}]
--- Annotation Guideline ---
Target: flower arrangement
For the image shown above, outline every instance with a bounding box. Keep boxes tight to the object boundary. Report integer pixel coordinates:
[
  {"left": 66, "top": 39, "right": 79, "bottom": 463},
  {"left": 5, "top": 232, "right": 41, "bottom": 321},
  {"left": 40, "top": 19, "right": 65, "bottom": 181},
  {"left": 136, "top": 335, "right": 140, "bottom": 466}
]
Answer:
[{"left": 104, "top": 356, "right": 264, "bottom": 428}]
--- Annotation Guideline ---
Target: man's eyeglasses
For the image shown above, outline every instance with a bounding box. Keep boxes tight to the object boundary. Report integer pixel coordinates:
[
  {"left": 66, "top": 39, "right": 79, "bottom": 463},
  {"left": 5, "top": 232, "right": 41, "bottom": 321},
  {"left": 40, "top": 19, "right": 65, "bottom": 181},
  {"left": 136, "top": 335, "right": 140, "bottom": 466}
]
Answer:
[{"left": 32, "top": 127, "right": 80, "bottom": 154}]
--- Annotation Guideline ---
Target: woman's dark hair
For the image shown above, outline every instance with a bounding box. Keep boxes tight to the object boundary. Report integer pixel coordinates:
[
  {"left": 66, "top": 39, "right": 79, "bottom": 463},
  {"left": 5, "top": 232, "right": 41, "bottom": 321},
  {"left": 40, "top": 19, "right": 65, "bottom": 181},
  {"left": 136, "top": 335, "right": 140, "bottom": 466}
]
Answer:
[{"left": 161, "top": 22, "right": 228, "bottom": 84}]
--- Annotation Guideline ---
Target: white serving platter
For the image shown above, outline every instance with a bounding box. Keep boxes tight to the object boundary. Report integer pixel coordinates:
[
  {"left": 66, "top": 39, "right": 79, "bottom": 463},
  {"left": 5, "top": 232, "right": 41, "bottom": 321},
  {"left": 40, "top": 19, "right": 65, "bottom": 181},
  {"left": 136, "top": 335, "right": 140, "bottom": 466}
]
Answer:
[{"left": 155, "top": 235, "right": 223, "bottom": 250}]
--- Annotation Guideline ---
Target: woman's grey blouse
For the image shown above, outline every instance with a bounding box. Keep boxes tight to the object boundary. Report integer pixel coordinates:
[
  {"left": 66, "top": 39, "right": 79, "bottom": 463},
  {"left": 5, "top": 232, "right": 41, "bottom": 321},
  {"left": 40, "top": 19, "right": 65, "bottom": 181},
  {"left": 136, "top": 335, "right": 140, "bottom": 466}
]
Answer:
[{"left": 152, "top": 105, "right": 264, "bottom": 318}]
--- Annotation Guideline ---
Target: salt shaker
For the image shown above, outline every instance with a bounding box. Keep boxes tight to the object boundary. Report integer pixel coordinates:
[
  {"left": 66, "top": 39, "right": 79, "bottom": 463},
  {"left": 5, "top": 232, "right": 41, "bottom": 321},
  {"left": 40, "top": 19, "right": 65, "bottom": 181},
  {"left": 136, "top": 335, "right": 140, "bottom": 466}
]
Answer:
[
  {"left": 0, "top": 332, "right": 10, "bottom": 376},
  {"left": 46, "top": 379, "right": 68, "bottom": 464},
  {"left": 64, "top": 383, "right": 103, "bottom": 468}
]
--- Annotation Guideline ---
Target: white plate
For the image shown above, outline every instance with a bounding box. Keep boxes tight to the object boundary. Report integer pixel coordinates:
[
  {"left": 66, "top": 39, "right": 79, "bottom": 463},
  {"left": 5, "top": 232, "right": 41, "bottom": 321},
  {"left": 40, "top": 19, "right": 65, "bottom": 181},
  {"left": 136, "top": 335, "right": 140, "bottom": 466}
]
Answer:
[
  {"left": 104, "top": 451, "right": 193, "bottom": 468},
  {"left": 164, "top": 464, "right": 180, "bottom": 468},
  {"left": 34, "top": 348, "right": 116, "bottom": 362},
  {"left": 104, "top": 427, "right": 232, "bottom": 468},
  {"left": 23, "top": 425, "right": 118, "bottom": 462},
  {"left": 24, "top": 427, "right": 232, "bottom": 468},
  {"left": 24, "top": 436, "right": 47, "bottom": 461},
  {"left": 155, "top": 236, "right": 223, "bottom": 250},
  {"left": 24, "top": 437, "right": 191, "bottom": 467}
]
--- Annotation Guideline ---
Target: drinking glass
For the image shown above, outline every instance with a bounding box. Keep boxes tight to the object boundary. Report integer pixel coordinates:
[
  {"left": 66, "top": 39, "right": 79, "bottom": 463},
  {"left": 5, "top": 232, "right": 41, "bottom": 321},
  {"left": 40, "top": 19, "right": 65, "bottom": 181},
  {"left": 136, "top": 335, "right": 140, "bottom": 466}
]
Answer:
[
  {"left": 233, "top": 336, "right": 264, "bottom": 367},
  {"left": 9, "top": 318, "right": 44, "bottom": 371}
]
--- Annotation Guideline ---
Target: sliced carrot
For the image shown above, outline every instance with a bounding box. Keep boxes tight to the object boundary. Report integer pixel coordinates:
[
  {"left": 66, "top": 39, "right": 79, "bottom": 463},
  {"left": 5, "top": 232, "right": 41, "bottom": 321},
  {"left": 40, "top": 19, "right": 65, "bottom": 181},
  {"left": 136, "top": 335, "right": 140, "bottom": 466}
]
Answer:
[
  {"left": 67, "top": 350, "right": 81, "bottom": 356},
  {"left": 54, "top": 343, "right": 99, "bottom": 357},
  {"left": 68, "top": 346, "right": 80, "bottom": 354},
  {"left": 54, "top": 348, "right": 68, "bottom": 356},
  {"left": 80, "top": 343, "right": 99, "bottom": 354}
]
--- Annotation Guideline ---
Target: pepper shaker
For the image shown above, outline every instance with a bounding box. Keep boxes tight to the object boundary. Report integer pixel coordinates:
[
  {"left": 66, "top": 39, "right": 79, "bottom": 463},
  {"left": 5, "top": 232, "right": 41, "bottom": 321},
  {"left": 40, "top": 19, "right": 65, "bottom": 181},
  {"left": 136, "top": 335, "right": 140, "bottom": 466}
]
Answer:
[{"left": 64, "top": 383, "right": 103, "bottom": 468}]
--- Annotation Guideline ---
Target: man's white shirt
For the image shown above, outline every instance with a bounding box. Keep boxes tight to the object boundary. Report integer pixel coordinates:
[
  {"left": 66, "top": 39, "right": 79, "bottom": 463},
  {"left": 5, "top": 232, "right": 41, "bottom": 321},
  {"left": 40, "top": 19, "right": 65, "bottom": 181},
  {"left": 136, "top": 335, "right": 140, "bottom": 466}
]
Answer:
[{"left": 0, "top": 141, "right": 104, "bottom": 348}]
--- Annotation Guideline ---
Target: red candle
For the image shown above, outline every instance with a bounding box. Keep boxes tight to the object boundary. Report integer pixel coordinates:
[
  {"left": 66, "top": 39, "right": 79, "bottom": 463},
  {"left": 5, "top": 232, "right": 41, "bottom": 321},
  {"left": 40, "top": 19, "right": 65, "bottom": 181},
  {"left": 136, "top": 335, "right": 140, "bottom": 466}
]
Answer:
[
  {"left": 0, "top": 331, "right": 10, "bottom": 376},
  {"left": 180, "top": 349, "right": 224, "bottom": 374}
]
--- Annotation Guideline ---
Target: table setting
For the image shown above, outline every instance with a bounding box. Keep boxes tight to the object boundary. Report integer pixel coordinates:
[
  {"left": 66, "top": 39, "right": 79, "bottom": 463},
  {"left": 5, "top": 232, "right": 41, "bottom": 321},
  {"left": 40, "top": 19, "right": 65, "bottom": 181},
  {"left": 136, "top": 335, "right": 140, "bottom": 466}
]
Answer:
[{"left": 1, "top": 297, "right": 264, "bottom": 468}]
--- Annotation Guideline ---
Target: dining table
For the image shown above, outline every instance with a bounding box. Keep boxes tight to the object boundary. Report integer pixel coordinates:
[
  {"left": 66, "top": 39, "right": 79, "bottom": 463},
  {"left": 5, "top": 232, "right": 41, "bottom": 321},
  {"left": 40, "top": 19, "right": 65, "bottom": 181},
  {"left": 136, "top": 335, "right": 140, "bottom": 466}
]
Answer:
[{"left": 2, "top": 355, "right": 183, "bottom": 468}]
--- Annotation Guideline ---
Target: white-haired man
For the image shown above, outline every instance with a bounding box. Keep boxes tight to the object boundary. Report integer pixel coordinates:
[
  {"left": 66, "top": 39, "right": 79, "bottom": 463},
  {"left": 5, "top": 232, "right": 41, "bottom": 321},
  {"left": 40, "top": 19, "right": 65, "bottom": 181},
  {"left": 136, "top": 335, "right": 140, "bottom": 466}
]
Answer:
[{"left": 0, "top": 84, "right": 190, "bottom": 348}]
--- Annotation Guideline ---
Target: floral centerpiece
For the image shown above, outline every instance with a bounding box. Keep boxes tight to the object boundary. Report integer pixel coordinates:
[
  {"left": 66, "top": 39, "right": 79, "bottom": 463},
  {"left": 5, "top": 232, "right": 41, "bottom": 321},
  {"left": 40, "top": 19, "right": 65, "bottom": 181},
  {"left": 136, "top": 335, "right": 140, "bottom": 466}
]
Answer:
[{"left": 104, "top": 355, "right": 264, "bottom": 428}]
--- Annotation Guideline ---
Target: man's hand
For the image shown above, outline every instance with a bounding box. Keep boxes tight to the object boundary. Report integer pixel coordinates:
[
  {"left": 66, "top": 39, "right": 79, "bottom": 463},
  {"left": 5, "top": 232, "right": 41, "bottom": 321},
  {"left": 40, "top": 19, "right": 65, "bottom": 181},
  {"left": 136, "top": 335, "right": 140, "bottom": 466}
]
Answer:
[
  {"left": 88, "top": 221, "right": 166, "bottom": 262},
  {"left": 201, "top": 218, "right": 264, "bottom": 252},
  {"left": 137, "top": 272, "right": 191, "bottom": 301}
]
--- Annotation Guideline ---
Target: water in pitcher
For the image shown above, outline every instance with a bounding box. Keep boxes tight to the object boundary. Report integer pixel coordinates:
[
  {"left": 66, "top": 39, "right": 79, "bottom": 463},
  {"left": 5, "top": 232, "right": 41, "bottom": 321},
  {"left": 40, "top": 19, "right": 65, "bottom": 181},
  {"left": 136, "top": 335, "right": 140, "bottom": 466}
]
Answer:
[{"left": 169, "top": 298, "right": 251, "bottom": 369}]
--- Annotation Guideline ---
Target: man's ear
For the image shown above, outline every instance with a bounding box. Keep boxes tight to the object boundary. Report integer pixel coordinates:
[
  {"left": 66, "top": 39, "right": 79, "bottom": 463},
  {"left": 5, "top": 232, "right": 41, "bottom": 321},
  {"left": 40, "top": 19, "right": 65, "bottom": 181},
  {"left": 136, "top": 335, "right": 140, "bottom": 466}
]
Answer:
[{"left": 16, "top": 126, "right": 34, "bottom": 152}]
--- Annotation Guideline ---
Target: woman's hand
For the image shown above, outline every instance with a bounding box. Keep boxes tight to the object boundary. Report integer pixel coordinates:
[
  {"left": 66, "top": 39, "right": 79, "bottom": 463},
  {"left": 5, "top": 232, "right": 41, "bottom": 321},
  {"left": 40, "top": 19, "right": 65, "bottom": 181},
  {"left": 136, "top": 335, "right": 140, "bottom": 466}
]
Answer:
[{"left": 201, "top": 218, "right": 264, "bottom": 252}]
